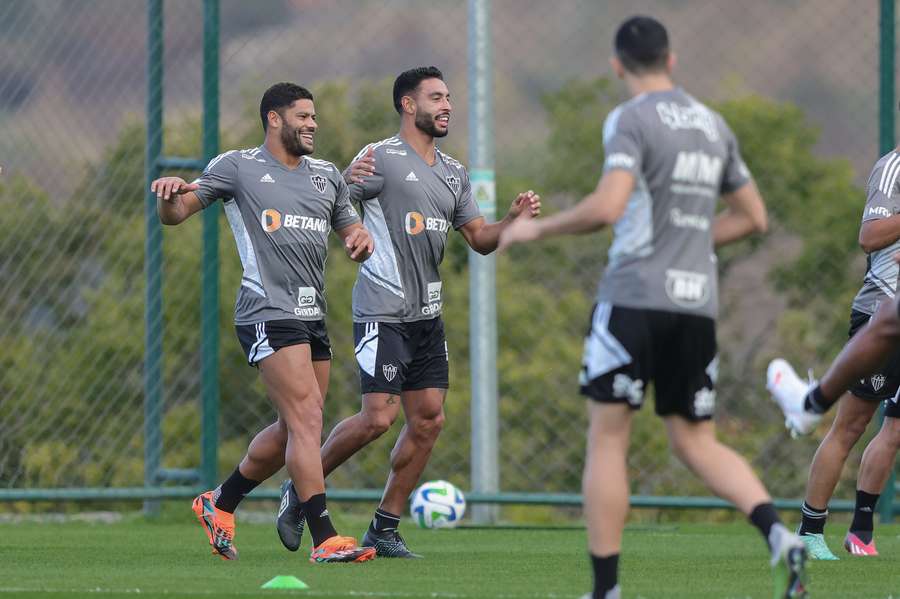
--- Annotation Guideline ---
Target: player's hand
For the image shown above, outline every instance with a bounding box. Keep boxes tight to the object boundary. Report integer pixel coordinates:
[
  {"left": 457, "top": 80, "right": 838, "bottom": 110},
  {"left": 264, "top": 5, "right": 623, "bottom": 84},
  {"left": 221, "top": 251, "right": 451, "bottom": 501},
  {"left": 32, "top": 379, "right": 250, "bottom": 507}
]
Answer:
[
  {"left": 344, "top": 226, "right": 374, "bottom": 262},
  {"left": 151, "top": 177, "right": 199, "bottom": 202},
  {"left": 498, "top": 216, "right": 541, "bottom": 253},
  {"left": 507, "top": 190, "right": 541, "bottom": 219},
  {"left": 344, "top": 146, "right": 376, "bottom": 184}
]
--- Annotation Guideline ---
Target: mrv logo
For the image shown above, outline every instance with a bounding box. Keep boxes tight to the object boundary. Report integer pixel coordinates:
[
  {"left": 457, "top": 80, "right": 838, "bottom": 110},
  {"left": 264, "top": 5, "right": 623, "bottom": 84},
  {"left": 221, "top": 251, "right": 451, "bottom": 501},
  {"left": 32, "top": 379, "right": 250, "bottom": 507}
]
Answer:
[
  {"left": 295, "top": 287, "right": 320, "bottom": 317},
  {"left": 665, "top": 269, "right": 710, "bottom": 308},
  {"left": 671, "top": 151, "right": 723, "bottom": 187}
]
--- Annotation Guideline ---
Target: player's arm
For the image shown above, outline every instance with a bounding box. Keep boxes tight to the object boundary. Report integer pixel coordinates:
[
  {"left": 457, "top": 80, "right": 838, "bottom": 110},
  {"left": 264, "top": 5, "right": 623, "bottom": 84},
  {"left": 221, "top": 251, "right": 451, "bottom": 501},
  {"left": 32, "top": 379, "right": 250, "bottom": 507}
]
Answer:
[
  {"left": 342, "top": 145, "right": 384, "bottom": 202},
  {"left": 712, "top": 180, "right": 768, "bottom": 247},
  {"left": 336, "top": 222, "right": 374, "bottom": 262},
  {"left": 858, "top": 215, "right": 900, "bottom": 253},
  {"left": 156, "top": 151, "right": 238, "bottom": 225},
  {"left": 458, "top": 190, "right": 542, "bottom": 255},
  {"left": 498, "top": 170, "right": 634, "bottom": 249},
  {"left": 152, "top": 177, "right": 203, "bottom": 225}
]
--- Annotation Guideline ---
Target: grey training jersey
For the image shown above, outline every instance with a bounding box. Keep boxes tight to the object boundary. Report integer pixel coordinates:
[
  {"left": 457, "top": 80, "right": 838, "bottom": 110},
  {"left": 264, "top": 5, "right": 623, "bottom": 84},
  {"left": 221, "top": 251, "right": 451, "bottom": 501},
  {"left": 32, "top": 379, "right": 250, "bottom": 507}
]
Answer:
[
  {"left": 347, "top": 136, "right": 481, "bottom": 322},
  {"left": 851, "top": 152, "right": 900, "bottom": 315},
  {"left": 597, "top": 88, "right": 751, "bottom": 319},
  {"left": 193, "top": 145, "right": 360, "bottom": 325}
]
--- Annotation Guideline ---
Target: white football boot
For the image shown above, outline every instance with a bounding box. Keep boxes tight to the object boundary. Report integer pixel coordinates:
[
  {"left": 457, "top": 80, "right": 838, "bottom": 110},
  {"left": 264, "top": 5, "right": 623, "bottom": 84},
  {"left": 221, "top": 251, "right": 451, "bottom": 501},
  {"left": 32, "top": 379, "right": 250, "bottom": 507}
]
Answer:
[{"left": 767, "top": 359, "right": 821, "bottom": 437}]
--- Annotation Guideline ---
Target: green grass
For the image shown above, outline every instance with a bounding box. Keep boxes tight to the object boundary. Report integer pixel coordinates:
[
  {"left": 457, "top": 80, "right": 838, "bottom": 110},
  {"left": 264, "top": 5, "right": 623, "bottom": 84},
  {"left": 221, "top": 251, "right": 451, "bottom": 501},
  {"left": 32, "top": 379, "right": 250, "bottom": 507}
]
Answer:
[{"left": 1, "top": 515, "right": 899, "bottom": 598}]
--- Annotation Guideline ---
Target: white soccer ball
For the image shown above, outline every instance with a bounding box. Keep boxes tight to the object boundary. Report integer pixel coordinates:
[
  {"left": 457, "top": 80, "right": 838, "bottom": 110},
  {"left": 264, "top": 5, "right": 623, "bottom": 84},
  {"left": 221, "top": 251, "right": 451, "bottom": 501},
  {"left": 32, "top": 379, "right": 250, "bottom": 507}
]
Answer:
[{"left": 410, "top": 480, "right": 466, "bottom": 529}]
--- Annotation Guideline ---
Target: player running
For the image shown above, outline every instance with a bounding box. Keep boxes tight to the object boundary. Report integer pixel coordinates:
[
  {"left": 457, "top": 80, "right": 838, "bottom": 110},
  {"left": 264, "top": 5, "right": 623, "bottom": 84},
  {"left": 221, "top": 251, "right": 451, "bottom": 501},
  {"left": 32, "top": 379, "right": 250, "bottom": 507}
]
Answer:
[
  {"left": 768, "top": 149, "right": 900, "bottom": 559},
  {"left": 275, "top": 66, "right": 540, "bottom": 558},
  {"left": 151, "top": 82, "right": 376, "bottom": 563},
  {"left": 499, "top": 16, "right": 807, "bottom": 599}
]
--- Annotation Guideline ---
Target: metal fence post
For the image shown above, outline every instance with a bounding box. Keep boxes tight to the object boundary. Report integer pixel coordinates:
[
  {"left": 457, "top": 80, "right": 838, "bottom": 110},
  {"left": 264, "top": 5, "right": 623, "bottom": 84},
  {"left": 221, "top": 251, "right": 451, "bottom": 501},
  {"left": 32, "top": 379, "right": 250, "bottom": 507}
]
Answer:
[
  {"left": 468, "top": 0, "right": 499, "bottom": 524},
  {"left": 878, "top": 0, "right": 896, "bottom": 525},
  {"left": 200, "top": 0, "right": 220, "bottom": 493},
  {"left": 143, "top": 0, "right": 164, "bottom": 516}
]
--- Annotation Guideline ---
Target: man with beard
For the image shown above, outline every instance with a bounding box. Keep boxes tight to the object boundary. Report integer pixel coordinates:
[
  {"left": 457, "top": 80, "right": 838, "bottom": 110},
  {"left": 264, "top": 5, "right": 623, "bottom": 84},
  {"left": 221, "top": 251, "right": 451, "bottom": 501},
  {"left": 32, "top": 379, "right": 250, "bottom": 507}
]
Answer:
[
  {"left": 151, "top": 82, "right": 376, "bottom": 563},
  {"left": 275, "top": 66, "right": 541, "bottom": 558}
]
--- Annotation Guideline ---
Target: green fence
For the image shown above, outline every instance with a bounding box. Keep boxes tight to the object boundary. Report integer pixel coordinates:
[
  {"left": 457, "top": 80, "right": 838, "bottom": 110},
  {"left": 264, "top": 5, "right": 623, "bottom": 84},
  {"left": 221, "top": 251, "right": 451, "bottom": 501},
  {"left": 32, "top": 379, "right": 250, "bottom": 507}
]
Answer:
[{"left": 0, "top": 0, "right": 897, "bottom": 522}]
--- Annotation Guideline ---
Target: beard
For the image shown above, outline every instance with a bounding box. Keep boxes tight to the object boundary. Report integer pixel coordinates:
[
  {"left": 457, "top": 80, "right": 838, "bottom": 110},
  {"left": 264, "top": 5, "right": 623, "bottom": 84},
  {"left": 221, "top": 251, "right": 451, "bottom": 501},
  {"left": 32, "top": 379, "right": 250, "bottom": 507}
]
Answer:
[
  {"left": 414, "top": 111, "right": 448, "bottom": 138},
  {"left": 281, "top": 124, "right": 314, "bottom": 157}
]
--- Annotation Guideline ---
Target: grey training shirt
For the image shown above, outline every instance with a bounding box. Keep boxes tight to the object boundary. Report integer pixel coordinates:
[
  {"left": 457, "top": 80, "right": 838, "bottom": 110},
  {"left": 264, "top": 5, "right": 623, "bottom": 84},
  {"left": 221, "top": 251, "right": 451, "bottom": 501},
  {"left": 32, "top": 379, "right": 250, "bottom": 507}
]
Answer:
[
  {"left": 346, "top": 136, "right": 481, "bottom": 323},
  {"left": 597, "top": 88, "right": 752, "bottom": 319},
  {"left": 851, "top": 151, "right": 900, "bottom": 315},
  {"left": 193, "top": 145, "right": 360, "bottom": 324}
]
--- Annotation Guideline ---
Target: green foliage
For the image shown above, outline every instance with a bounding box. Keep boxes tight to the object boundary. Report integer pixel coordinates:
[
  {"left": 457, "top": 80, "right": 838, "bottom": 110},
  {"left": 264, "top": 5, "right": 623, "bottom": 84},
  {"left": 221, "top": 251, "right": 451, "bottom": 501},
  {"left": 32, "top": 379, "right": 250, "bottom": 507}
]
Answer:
[{"left": 0, "top": 76, "right": 871, "bottom": 509}]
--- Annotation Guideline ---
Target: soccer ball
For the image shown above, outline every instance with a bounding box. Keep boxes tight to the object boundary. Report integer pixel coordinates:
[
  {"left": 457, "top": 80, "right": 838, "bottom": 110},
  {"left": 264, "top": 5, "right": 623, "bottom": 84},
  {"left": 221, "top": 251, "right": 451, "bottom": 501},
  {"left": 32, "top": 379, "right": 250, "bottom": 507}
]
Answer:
[{"left": 410, "top": 480, "right": 466, "bottom": 529}]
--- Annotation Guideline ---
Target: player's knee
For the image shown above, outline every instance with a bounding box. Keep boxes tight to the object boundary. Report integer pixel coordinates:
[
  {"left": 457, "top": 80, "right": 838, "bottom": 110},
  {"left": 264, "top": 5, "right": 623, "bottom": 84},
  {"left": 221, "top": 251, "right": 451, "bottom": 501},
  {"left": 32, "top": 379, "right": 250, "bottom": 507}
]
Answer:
[
  {"left": 410, "top": 410, "right": 445, "bottom": 443},
  {"left": 361, "top": 410, "right": 394, "bottom": 439},
  {"left": 283, "top": 391, "right": 324, "bottom": 431},
  {"left": 881, "top": 417, "right": 900, "bottom": 448},
  {"left": 838, "top": 419, "right": 869, "bottom": 446}
]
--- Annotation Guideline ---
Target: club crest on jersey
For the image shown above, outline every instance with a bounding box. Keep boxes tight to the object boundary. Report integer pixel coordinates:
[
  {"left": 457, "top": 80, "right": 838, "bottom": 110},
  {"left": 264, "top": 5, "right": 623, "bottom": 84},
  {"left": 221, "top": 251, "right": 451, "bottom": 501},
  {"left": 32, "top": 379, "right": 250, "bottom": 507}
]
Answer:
[
  {"left": 871, "top": 374, "right": 886, "bottom": 392},
  {"left": 310, "top": 174, "right": 327, "bottom": 194},
  {"left": 383, "top": 363, "right": 398, "bottom": 382},
  {"left": 445, "top": 175, "right": 460, "bottom": 194}
]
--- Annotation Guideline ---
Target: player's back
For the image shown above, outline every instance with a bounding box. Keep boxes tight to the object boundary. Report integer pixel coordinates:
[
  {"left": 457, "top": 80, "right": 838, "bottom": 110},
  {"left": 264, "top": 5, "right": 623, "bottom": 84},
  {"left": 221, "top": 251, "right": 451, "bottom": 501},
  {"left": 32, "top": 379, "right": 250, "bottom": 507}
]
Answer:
[{"left": 598, "top": 87, "right": 750, "bottom": 319}]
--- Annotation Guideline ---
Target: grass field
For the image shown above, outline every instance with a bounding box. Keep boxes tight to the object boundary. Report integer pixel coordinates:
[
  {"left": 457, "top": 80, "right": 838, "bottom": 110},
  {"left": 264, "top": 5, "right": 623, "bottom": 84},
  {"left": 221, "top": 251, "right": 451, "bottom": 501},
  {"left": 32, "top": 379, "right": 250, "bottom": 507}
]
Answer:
[{"left": 1, "top": 514, "right": 899, "bottom": 598}]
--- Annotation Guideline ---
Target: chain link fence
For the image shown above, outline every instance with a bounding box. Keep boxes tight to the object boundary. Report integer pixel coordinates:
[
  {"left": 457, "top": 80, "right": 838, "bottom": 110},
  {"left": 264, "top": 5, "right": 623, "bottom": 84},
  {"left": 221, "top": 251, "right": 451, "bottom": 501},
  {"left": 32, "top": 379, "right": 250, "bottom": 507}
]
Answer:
[{"left": 0, "top": 0, "right": 891, "bottom": 518}]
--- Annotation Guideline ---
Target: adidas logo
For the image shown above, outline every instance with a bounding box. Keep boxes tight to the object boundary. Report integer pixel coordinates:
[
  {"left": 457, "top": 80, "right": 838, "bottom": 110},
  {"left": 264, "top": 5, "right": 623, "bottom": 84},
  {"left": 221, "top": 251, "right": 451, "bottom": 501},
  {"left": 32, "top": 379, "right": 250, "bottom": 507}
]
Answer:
[
  {"left": 260, "top": 173, "right": 275, "bottom": 183},
  {"left": 320, "top": 509, "right": 330, "bottom": 518},
  {"left": 405, "top": 171, "right": 419, "bottom": 182},
  {"left": 860, "top": 507, "right": 873, "bottom": 512}
]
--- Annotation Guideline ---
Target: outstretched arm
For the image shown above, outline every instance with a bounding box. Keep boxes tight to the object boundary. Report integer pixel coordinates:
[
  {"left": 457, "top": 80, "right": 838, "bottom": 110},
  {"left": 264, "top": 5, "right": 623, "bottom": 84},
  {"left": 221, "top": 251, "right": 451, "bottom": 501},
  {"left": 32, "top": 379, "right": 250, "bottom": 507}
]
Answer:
[
  {"left": 152, "top": 176, "right": 203, "bottom": 225},
  {"left": 713, "top": 181, "right": 768, "bottom": 247},
  {"left": 498, "top": 170, "right": 634, "bottom": 249},
  {"left": 458, "top": 191, "right": 541, "bottom": 255}
]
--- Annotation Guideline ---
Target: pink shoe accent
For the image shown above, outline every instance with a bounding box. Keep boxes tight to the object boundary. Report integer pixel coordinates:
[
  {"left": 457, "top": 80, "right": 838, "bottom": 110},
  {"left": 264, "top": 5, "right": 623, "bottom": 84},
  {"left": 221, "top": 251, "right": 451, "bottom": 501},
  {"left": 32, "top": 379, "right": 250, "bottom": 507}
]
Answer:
[{"left": 844, "top": 532, "right": 878, "bottom": 556}]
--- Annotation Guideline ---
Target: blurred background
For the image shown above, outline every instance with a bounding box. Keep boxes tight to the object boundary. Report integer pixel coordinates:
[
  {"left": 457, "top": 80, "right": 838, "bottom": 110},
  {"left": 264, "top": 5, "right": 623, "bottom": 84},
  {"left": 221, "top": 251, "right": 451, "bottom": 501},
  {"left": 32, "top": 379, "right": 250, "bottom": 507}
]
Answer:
[{"left": 0, "top": 0, "right": 894, "bottom": 522}]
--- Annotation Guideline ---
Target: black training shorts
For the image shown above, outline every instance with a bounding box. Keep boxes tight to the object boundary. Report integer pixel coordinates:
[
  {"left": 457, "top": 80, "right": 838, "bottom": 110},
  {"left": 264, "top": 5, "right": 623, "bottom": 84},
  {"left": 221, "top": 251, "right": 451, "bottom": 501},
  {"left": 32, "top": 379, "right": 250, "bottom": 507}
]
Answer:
[
  {"left": 235, "top": 319, "right": 332, "bottom": 366},
  {"left": 579, "top": 303, "right": 717, "bottom": 421},
  {"left": 353, "top": 317, "right": 449, "bottom": 395},
  {"left": 847, "top": 309, "right": 900, "bottom": 417}
]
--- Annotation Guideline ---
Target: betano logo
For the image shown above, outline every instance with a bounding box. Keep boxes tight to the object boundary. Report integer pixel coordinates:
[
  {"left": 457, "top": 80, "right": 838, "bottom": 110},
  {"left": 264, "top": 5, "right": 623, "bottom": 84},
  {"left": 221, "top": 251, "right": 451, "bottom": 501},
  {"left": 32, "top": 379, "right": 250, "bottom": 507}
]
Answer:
[
  {"left": 261, "top": 209, "right": 282, "bottom": 232},
  {"left": 260, "top": 209, "right": 328, "bottom": 234},
  {"left": 405, "top": 211, "right": 449, "bottom": 235}
]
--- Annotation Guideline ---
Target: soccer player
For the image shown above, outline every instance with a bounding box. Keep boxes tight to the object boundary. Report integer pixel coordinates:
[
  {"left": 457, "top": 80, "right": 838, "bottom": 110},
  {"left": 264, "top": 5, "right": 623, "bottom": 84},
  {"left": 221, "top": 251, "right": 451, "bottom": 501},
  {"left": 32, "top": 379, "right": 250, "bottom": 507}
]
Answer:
[
  {"left": 275, "top": 66, "right": 540, "bottom": 558},
  {"left": 499, "top": 16, "right": 808, "bottom": 599},
  {"left": 768, "top": 151, "right": 900, "bottom": 559},
  {"left": 151, "top": 82, "right": 376, "bottom": 563}
]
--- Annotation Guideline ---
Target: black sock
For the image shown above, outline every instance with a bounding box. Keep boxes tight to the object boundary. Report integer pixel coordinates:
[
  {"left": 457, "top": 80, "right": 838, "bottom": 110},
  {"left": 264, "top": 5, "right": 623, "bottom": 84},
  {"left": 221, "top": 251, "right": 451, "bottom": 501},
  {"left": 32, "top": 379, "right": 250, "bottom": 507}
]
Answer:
[
  {"left": 803, "top": 385, "right": 832, "bottom": 414},
  {"left": 213, "top": 468, "right": 260, "bottom": 513},
  {"left": 303, "top": 493, "right": 338, "bottom": 547},
  {"left": 849, "top": 490, "right": 879, "bottom": 543},
  {"left": 590, "top": 552, "right": 618, "bottom": 598},
  {"left": 749, "top": 502, "right": 781, "bottom": 550},
  {"left": 798, "top": 502, "right": 828, "bottom": 535},
  {"left": 370, "top": 508, "right": 401, "bottom": 533}
]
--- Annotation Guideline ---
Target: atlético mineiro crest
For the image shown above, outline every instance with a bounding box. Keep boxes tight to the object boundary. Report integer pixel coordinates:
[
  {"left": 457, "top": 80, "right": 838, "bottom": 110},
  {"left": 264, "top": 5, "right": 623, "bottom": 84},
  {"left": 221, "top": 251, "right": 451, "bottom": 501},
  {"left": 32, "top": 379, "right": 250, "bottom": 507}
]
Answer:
[
  {"left": 383, "top": 363, "right": 398, "bottom": 382},
  {"left": 445, "top": 175, "right": 460, "bottom": 194},
  {"left": 310, "top": 174, "right": 327, "bottom": 194},
  {"left": 871, "top": 374, "right": 886, "bottom": 392}
]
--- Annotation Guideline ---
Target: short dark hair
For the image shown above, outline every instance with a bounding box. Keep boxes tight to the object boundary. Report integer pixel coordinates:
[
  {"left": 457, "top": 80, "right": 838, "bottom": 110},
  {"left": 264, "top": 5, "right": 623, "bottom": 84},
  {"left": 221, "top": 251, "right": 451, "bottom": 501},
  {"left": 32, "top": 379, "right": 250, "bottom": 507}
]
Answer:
[
  {"left": 614, "top": 16, "right": 670, "bottom": 74},
  {"left": 392, "top": 66, "right": 444, "bottom": 114},
  {"left": 259, "top": 82, "right": 314, "bottom": 131}
]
